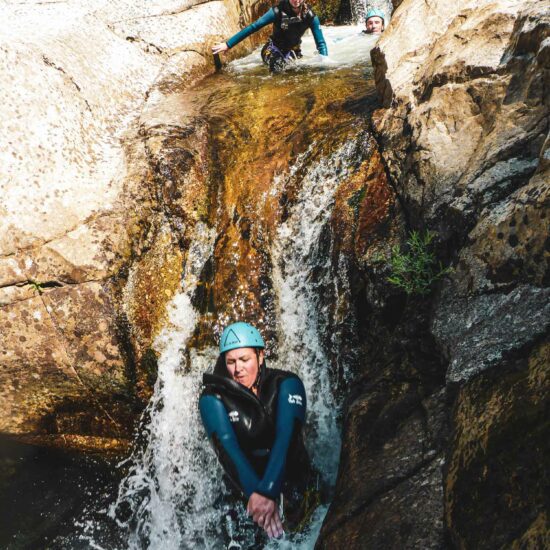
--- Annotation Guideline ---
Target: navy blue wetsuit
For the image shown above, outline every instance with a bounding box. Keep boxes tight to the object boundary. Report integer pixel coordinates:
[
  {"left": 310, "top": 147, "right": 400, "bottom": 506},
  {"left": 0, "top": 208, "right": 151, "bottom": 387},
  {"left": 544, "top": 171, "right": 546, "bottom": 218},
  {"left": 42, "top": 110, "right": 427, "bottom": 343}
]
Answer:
[{"left": 199, "top": 364, "right": 310, "bottom": 502}]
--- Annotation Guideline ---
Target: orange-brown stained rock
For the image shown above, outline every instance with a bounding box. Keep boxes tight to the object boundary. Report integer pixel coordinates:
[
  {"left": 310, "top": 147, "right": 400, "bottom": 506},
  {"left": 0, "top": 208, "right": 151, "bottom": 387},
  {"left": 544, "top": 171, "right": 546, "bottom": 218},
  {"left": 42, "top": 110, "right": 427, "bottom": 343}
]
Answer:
[
  {"left": 0, "top": 0, "right": 291, "bottom": 454},
  {"left": 192, "top": 68, "right": 374, "bottom": 345},
  {"left": 355, "top": 148, "right": 397, "bottom": 259},
  {"left": 124, "top": 229, "right": 184, "bottom": 352},
  {"left": 331, "top": 139, "right": 400, "bottom": 264}
]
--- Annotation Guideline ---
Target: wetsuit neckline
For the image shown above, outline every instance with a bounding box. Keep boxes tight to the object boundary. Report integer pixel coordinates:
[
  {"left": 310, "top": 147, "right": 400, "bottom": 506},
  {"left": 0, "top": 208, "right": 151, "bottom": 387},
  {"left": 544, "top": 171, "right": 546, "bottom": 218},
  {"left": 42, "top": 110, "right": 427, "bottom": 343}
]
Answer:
[{"left": 203, "top": 373, "right": 262, "bottom": 405}]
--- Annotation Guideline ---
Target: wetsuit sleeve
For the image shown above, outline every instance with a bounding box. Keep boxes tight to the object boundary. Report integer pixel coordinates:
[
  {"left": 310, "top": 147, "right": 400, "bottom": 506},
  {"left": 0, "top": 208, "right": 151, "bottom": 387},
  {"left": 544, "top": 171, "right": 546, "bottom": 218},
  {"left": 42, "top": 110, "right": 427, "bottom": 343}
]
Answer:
[
  {"left": 255, "top": 377, "right": 306, "bottom": 500},
  {"left": 310, "top": 16, "right": 328, "bottom": 55},
  {"left": 199, "top": 395, "right": 260, "bottom": 497},
  {"left": 226, "top": 9, "right": 276, "bottom": 49}
]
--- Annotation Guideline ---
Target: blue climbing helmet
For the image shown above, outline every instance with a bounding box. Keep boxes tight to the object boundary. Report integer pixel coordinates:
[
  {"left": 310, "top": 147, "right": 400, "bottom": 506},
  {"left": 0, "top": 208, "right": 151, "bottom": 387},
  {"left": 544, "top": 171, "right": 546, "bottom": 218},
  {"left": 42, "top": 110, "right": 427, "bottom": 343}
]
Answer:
[
  {"left": 219, "top": 322, "right": 265, "bottom": 354},
  {"left": 365, "top": 7, "right": 385, "bottom": 23}
]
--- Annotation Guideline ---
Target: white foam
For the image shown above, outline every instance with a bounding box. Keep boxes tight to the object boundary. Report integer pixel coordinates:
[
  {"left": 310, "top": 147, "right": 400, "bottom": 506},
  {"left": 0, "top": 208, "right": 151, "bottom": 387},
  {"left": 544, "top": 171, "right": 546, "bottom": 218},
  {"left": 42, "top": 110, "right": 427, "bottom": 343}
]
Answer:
[{"left": 228, "top": 25, "right": 380, "bottom": 75}]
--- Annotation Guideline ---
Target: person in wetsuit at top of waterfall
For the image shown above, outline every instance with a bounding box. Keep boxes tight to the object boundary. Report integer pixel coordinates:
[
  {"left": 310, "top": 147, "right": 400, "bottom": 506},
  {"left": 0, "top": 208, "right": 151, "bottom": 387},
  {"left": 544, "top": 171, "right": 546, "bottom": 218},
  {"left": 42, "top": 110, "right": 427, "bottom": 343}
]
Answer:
[
  {"left": 199, "top": 322, "right": 317, "bottom": 539},
  {"left": 211, "top": 0, "right": 328, "bottom": 73}
]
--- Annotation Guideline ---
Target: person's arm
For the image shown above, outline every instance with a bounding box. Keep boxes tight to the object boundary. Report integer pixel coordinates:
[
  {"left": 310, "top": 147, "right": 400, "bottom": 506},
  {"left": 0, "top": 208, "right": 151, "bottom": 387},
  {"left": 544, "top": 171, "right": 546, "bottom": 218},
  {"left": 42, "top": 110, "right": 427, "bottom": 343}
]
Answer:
[
  {"left": 310, "top": 16, "right": 328, "bottom": 56},
  {"left": 226, "top": 8, "right": 277, "bottom": 49},
  {"left": 254, "top": 376, "right": 306, "bottom": 499},
  {"left": 199, "top": 395, "right": 260, "bottom": 497}
]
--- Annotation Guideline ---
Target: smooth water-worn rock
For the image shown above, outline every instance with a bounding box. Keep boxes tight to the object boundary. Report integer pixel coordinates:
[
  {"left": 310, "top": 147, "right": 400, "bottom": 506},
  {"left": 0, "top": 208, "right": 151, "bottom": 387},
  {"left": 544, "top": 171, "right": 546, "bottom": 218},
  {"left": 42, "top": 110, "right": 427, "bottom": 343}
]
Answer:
[
  {"left": 3, "top": 0, "right": 548, "bottom": 546},
  {"left": 0, "top": 0, "right": 265, "bottom": 449}
]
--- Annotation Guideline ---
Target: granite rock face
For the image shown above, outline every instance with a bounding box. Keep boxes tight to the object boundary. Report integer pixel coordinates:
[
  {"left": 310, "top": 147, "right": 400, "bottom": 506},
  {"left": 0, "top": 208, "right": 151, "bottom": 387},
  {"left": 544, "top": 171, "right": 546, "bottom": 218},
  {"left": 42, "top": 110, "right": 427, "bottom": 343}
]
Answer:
[
  {"left": 446, "top": 340, "right": 549, "bottom": 549},
  {"left": 0, "top": 0, "right": 264, "bottom": 451},
  {"left": 433, "top": 284, "right": 550, "bottom": 384},
  {"left": 319, "top": 0, "right": 549, "bottom": 548}
]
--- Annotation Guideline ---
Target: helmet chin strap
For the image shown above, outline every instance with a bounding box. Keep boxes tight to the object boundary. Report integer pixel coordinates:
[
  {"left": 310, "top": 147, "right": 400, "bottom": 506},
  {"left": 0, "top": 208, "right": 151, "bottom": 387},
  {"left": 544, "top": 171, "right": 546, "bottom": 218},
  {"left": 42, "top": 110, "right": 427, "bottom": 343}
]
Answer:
[{"left": 251, "top": 349, "right": 264, "bottom": 392}]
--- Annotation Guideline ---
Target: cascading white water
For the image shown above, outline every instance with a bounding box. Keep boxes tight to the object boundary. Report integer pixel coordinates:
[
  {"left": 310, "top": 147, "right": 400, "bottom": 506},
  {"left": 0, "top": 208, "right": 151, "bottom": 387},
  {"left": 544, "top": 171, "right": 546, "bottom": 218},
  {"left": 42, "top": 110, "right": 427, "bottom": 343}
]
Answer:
[
  {"left": 101, "top": 136, "right": 363, "bottom": 550},
  {"left": 264, "top": 139, "right": 363, "bottom": 549},
  {"left": 271, "top": 140, "right": 360, "bottom": 482},
  {"left": 82, "top": 28, "right": 372, "bottom": 550},
  {"left": 106, "top": 223, "right": 232, "bottom": 550}
]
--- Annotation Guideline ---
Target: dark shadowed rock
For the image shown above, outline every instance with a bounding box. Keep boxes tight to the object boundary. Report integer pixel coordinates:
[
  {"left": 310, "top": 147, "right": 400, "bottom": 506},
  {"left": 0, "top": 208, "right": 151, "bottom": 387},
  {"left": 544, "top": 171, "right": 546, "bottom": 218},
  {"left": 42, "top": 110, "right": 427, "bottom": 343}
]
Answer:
[
  {"left": 445, "top": 340, "right": 549, "bottom": 548},
  {"left": 317, "top": 382, "right": 448, "bottom": 548},
  {"left": 323, "top": 0, "right": 549, "bottom": 547},
  {"left": 432, "top": 284, "right": 550, "bottom": 384},
  {"left": 318, "top": 453, "right": 446, "bottom": 550}
]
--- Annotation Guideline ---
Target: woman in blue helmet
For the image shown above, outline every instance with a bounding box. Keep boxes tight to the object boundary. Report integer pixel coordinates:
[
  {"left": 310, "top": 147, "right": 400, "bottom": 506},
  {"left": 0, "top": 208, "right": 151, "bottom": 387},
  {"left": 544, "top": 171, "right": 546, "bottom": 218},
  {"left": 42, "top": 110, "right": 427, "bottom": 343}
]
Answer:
[
  {"left": 199, "top": 322, "right": 314, "bottom": 539},
  {"left": 211, "top": 0, "right": 328, "bottom": 73}
]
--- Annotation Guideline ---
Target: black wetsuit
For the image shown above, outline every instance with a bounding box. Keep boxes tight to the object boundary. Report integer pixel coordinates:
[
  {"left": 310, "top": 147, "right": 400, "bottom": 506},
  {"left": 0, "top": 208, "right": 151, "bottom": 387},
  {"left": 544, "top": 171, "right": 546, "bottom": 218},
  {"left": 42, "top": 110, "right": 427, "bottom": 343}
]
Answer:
[
  {"left": 225, "top": 1, "right": 328, "bottom": 72},
  {"left": 199, "top": 358, "right": 312, "bottom": 507}
]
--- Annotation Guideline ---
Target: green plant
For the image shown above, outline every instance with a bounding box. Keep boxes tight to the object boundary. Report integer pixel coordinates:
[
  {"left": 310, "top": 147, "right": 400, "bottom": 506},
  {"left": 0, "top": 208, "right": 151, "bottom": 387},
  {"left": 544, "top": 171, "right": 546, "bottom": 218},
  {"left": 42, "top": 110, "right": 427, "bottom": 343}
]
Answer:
[
  {"left": 386, "top": 230, "right": 451, "bottom": 295},
  {"left": 28, "top": 280, "right": 44, "bottom": 295}
]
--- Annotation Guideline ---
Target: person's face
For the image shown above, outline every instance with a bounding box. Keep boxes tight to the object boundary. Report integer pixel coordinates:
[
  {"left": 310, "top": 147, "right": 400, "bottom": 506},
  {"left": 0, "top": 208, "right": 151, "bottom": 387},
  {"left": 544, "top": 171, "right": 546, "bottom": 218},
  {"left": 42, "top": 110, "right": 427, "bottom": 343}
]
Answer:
[
  {"left": 366, "top": 16, "right": 384, "bottom": 34},
  {"left": 225, "top": 347, "right": 264, "bottom": 389},
  {"left": 289, "top": 0, "right": 304, "bottom": 12}
]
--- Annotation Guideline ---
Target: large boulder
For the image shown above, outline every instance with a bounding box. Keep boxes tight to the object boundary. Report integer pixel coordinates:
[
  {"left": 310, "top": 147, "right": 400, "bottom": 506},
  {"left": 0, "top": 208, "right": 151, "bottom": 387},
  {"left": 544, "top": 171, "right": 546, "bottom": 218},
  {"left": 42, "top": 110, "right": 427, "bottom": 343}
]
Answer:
[
  {"left": 319, "top": 0, "right": 549, "bottom": 547},
  {"left": 0, "top": 0, "right": 264, "bottom": 451}
]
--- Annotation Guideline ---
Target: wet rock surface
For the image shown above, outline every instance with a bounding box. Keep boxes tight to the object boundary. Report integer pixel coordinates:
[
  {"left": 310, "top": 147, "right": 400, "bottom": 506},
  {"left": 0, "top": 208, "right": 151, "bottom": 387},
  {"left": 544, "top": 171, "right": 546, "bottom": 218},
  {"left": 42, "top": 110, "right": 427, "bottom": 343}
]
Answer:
[
  {"left": 2, "top": 0, "right": 548, "bottom": 547},
  {"left": 319, "top": 0, "right": 549, "bottom": 548},
  {"left": 0, "top": 0, "right": 266, "bottom": 449}
]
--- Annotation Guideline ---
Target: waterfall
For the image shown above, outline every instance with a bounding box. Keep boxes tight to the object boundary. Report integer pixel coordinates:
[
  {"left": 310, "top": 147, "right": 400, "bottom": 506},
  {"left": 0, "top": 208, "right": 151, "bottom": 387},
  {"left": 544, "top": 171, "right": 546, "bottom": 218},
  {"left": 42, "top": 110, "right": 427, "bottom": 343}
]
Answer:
[
  {"left": 264, "top": 139, "right": 363, "bottom": 548},
  {"left": 106, "top": 223, "right": 231, "bottom": 549},
  {"left": 271, "top": 140, "right": 361, "bottom": 484},
  {"left": 71, "top": 28, "right": 373, "bottom": 550},
  {"left": 93, "top": 135, "right": 365, "bottom": 550}
]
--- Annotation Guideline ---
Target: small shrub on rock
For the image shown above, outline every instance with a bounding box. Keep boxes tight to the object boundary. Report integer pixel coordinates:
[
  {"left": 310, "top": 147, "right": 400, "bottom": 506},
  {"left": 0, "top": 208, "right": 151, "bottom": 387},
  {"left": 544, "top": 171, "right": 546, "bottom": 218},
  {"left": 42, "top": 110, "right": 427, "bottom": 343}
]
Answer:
[{"left": 386, "top": 230, "right": 451, "bottom": 295}]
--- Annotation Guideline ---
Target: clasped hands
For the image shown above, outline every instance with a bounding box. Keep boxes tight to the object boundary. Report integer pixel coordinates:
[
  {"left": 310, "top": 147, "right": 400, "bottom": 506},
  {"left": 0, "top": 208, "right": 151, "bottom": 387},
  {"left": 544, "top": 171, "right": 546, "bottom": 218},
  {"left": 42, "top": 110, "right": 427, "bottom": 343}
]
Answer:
[{"left": 247, "top": 492, "right": 284, "bottom": 539}]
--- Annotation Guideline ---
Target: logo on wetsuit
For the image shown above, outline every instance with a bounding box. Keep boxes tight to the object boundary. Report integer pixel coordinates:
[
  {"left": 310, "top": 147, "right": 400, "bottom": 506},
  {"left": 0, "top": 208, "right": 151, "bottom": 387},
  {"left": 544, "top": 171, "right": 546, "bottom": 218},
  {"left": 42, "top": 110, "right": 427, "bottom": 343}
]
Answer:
[
  {"left": 288, "top": 394, "right": 303, "bottom": 405},
  {"left": 229, "top": 410, "right": 240, "bottom": 422}
]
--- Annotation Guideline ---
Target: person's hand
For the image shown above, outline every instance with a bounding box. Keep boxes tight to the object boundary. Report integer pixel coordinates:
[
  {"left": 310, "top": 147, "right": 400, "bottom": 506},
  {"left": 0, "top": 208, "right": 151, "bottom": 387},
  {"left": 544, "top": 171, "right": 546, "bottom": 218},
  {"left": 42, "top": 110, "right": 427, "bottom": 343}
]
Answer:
[
  {"left": 318, "top": 54, "right": 334, "bottom": 64},
  {"left": 212, "top": 42, "right": 229, "bottom": 55},
  {"left": 247, "top": 492, "right": 284, "bottom": 538},
  {"left": 265, "top": 507, "right": 283, "bottom": 539}
]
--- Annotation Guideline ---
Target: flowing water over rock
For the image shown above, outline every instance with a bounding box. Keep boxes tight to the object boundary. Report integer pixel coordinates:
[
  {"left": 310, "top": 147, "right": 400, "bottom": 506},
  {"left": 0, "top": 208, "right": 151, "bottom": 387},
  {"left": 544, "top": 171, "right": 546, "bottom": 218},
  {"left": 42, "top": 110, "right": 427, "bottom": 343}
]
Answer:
[{"left": 9, "top": 27, "right": 380, "bottom": 549}]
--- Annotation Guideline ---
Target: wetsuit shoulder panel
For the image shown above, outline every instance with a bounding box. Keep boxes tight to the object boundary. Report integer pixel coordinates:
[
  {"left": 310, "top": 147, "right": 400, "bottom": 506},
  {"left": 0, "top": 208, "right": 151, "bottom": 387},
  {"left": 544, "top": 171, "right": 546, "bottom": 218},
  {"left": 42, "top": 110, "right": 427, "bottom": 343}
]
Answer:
[
  {"left": 226, "top": 8, "right": 277, "bottom": 49},
  {"left": 255, "top": 376, "right": 307, "bottom": 499},
  {"left": 199, "top": 394, "right": 260, "bottom": 497}
]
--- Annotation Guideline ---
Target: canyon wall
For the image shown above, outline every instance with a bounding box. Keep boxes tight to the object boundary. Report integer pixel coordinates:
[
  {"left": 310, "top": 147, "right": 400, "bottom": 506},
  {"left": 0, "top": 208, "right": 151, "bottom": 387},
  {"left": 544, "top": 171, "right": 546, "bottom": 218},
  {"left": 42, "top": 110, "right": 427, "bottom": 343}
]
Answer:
[
  {"left": 0, "top": 0, "right": 269, "bottom": 452},
  {"left": 317, "top": 0, "right": 549, "bottom": 547}
]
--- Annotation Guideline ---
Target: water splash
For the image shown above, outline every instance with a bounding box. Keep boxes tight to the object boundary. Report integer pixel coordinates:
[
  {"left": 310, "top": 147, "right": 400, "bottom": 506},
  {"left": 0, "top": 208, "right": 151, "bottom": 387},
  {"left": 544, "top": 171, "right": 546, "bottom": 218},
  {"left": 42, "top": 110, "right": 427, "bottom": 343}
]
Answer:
[
  {"left": 68, "top": 26, "right": 373, "bottom": 547},
  {"left": 271, "top": 139, "right": 361, "bottom": 484},
  {"left": 107, "top": 223, "right": 225, "bottom": 549},
  {"left": 106, "top": 140, "right": 363, "bottom": 549},
  {"left": 228, "top": 25, "right": 380, "bottom": 76}
]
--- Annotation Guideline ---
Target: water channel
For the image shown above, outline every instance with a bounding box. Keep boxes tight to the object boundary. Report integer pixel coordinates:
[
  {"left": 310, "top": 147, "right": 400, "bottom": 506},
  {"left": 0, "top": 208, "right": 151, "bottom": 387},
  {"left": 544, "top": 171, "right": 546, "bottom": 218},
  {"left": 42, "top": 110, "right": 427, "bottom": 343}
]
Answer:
[{"left": 2, "top": 25, "right": 382, "bottom": 550}]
